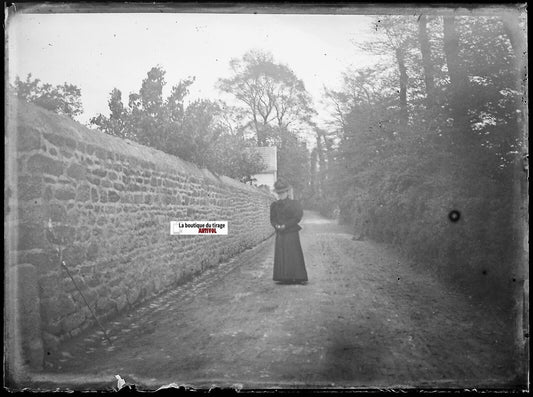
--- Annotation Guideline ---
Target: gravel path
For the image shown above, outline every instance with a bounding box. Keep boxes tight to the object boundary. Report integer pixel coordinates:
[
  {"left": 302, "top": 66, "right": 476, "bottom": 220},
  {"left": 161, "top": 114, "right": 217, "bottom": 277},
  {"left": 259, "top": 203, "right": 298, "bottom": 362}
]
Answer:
[{"left": 40, "top": 211, "right": 523, "bottom": 390}]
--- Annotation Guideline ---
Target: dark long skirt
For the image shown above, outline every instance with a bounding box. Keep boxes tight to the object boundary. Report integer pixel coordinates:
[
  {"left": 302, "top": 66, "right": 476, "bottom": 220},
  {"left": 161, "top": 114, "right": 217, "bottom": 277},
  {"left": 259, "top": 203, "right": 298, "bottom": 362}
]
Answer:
[{"left": 273, "top": 231, "right": 308, "bottom": 282}]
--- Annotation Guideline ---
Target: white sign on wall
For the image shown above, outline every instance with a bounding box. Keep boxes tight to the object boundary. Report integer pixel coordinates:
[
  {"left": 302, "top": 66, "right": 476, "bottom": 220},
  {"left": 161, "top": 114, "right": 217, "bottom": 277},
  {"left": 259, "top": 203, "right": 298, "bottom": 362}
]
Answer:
[{"left": 170, "top": 221, "right": 228, "bottom": 235}]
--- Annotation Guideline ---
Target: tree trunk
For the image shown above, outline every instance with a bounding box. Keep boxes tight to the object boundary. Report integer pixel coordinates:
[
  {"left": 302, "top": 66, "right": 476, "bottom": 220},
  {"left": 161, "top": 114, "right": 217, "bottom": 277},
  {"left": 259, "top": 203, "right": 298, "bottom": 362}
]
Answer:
[
  {"left": 443, "top": 16, "right": 471, "bottom": 141},
  {"left": 395, "top": 47, "right": 409, "bottom": 126},
  {"left": 316, "top": 132, "right": 327, "bottom": 196},
  {"left": 252, "top": 113, "right": 264, "bottom": 146},
  {"left": 418, "top": 15, "right": 436, "bottom": 108},
  {"left": 501, "top": 12, "right": 526, "bottom": 57},
  {"left": 309, "top": 147, "right": 318, "bottom": 198}
]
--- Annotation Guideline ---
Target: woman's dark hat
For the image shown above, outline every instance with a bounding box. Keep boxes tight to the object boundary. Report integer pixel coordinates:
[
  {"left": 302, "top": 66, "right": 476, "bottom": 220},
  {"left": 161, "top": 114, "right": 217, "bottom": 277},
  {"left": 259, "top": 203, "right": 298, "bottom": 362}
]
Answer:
[{"left": 274, "top": 179, "right": 290, "bottom": 193}]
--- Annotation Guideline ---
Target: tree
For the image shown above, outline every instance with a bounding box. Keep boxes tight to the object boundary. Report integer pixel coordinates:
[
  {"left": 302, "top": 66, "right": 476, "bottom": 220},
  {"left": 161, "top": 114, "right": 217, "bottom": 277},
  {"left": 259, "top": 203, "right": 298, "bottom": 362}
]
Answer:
[
  {"left": 90, "top": 66, "right": 265, "bottom": 180},
  {"left": 325, "top": 67, "right": 392, "bottom": 138},
  {"left": 218, "top": 50, "right": 315, "bottom": 198},
  {"left": 318, "top": 13, "right": 525, "bottom": 308},
  {"left": 180, "top": 99, "right": 225, "bottom": 166},
  {"left": 276, "top": 132, "right": 310, "bottom": 199},
  {"left": 217, "top": 50, "right": 315, "bottom": 146},
  {"left": 89, "top": 88, "right": 131, "bottom": 139},
  {"left": 90, "top": 66, "right": 194, "bottom": 153},
  {"left": 12, "top": 73, "right": 83, "bottom": 119},
  {"left": 207, "top": 134, "right": 266, "bottom": 182},
  {"left": 359, "top": 16, "right": 419, "bottom": 127}
]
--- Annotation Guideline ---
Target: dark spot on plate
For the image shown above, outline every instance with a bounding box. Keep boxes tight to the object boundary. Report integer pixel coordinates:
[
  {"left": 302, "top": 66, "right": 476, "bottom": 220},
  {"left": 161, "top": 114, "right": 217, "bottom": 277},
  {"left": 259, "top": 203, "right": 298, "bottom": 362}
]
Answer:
[{"left": 448, "top": 210, "right": 461, "bottom": 222}]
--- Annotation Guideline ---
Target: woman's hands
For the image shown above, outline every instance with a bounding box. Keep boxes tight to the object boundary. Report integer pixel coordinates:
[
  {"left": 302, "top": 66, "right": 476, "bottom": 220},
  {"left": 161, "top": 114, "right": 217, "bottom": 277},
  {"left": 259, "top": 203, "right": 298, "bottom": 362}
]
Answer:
[{"left": 275, "top": 224, "right": 286, "bottom": 231}]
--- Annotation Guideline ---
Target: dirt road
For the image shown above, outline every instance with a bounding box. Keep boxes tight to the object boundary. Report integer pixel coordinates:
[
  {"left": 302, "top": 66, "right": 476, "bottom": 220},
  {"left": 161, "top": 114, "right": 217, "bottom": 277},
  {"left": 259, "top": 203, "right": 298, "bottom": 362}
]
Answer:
[{"left": 39, "top": 211, "right": 522, "bottom": 390}]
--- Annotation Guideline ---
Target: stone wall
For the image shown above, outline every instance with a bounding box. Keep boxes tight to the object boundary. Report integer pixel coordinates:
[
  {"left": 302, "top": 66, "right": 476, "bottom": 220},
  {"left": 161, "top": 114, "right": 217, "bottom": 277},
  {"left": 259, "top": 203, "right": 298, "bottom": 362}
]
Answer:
[{"left": 5, "top": 98, "right": 275, "bottom": 371}]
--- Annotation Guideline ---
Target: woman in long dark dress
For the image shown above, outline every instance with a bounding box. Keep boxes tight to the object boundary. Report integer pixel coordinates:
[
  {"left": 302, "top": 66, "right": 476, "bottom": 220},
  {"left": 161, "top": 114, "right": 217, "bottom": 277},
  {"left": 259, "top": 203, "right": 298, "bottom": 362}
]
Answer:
[{"left": 270, "top": 179, "right": 308, "bottom": 284}]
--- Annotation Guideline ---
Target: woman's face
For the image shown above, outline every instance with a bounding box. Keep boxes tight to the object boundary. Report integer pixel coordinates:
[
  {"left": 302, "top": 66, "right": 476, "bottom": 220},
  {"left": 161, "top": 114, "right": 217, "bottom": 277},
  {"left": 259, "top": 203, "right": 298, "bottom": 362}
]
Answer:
[{"left": 278, "top": 191, "right": 289, "bottom": 200}]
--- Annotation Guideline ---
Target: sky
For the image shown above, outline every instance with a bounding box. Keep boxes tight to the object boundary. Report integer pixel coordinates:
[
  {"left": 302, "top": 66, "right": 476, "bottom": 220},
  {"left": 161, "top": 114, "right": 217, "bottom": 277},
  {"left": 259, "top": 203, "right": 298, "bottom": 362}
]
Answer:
[{"left": 7, "top": 10, "right": 380, "bottom": 133}]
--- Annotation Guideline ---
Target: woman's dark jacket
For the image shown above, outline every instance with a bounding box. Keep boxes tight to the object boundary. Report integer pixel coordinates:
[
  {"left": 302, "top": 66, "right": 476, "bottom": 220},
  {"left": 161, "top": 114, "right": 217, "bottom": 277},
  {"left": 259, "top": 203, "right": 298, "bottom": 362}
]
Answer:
[{"left": 270, "top": 198, "right": 303, "bottom": 234}]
